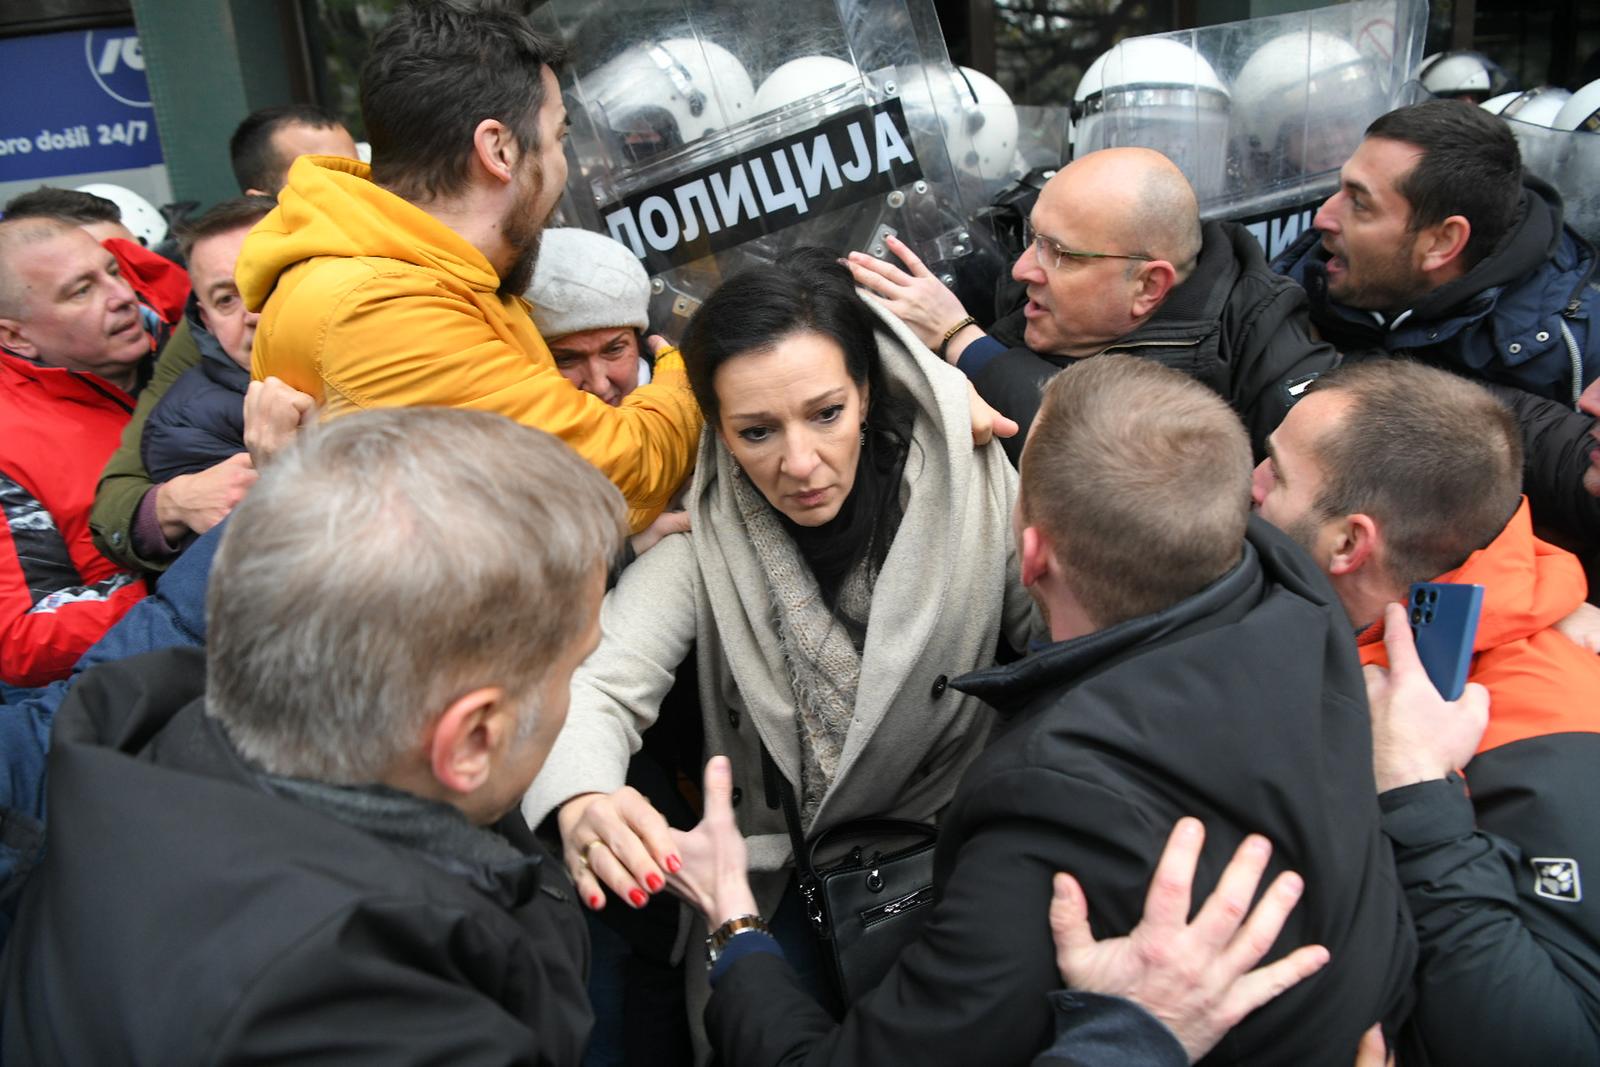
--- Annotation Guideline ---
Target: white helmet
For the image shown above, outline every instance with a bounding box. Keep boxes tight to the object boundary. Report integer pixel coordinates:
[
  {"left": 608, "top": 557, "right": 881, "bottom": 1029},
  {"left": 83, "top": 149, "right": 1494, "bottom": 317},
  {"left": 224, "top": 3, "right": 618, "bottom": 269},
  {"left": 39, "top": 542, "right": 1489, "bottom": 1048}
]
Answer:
[
  {"left": 1073, "top": 37, "right": 1228, "bottom": 113},
  {"left": 1480, "top": 90, "right": 1523, "bottom": 115},
  {"left": 74, "top": 183, "right": 167, "bottom": 247},
  {"left": 1231, "top": 31, "right": 1385, "bottom": 175},
  {"left": 1553, "top": 80, "right": 1600, "bottom": 133},
  {"left": 946, "top": 67, "right": 1019, "bottom": 184},
  {"left": 1492, "top": 86, "right": 1573, "bottom": 128},
  {"left": 579, "top": 38, "right": 755, "bottom": 161},
  {"left": 753, "top": 55, "right": 859, "bottom": 116},
  {"left": 1416, "top": 50, "right": 1511, "bottom": 101},
  {"left": 1072, "top": 37, "right": 1229, "bottom": 197}
]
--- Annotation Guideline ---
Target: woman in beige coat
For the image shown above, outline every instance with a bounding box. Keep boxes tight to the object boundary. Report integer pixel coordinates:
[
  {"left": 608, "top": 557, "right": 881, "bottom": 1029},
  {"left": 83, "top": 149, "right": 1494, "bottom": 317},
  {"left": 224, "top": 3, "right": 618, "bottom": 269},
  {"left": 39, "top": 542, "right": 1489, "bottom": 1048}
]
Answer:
[{"left": 522, "top": 249, "right": 1038, "bottom": 1047}]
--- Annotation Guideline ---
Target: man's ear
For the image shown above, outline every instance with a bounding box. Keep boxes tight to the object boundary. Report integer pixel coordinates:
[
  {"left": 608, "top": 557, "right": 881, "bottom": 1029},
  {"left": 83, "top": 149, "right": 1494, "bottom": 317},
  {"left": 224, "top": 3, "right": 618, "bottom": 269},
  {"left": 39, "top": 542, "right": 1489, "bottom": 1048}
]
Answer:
[
  {"left": 471, "top": 119, "right": 520, "bottom": 186},
  {"left": 0, "top": 318, "right": 34, "bottom": 359},
  {"left": 1020, "top": 524, "right": 1055, "bottom": 588},
  {"left": 1417, "top": 215, "right": 1471, "bottom": 275},
  {"left": 1131, "top": 260, "right": 1179, "bottom": 319},
  {"left": 427, "top": 686, "right": 511, "bottom": 796},
  {"left": 1326, "top": 513, "right": 1380, "bottom": 578}
]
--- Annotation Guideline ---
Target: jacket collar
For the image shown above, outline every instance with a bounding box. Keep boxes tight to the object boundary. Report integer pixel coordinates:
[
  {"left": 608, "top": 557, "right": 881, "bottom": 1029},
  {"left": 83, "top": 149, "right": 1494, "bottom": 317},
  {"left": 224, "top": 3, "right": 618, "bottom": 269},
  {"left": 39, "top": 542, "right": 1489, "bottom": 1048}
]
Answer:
[
  {"left": 1405, "top": 177, "right": 1564, "bottom": 323},
  {"left": 186, "top": 297, "right": 251, "bottom": 394},
  {"left": 260, "top": 773, "right": 549, "bottom": 907},
  {"left": 0, "top": 346, "right": 140, "bottom": 410},
  {"left": 954, "top": 518, "right": 1286, "bottom": 716},
  {"left": 57, "top": 645, "right": 551, "bottom": 910},
  {"left": 1096, "top": 220, "right": 1238, "bottom": 351}
]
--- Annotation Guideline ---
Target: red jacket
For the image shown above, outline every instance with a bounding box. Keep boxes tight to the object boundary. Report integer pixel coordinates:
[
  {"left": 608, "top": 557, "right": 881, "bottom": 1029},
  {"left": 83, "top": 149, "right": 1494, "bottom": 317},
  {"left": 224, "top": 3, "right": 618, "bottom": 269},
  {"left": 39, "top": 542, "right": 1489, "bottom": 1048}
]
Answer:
[
  {"left": 104, "top": 237, "right": 189, "bottom": 331},
  {"left": 0, "top": 350, "right": 147, "bottom": 686}
]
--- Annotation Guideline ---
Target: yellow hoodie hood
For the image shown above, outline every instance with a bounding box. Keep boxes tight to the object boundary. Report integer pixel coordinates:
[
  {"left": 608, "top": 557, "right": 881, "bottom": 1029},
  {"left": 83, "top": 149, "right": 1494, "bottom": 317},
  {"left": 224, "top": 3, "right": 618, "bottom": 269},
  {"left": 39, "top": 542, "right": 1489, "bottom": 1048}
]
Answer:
[
  {"left": 238, "top": 156, "right": 499, "bottom": 311},
  {"left": 238, "top": 155, "right": 701, "bottom": 531}
]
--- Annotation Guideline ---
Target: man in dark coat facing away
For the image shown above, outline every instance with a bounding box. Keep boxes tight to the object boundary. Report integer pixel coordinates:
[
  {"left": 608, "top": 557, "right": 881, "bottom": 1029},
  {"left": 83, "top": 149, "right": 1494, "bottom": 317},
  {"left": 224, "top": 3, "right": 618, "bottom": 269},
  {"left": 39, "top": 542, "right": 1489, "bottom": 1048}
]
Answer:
[{"left": 0, "top": 407, "right": 629, "bottom": 1065}]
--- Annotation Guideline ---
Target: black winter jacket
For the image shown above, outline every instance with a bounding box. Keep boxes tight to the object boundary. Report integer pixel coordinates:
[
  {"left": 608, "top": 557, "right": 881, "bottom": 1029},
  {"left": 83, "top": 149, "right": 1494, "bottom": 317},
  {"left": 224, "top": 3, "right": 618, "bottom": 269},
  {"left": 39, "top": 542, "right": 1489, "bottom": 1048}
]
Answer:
[
  {"left": 140, "top": 301, "right": 248, "bottom": 482},
  {"left": 980, "top": 219, "right": 1339, "bottom": 463},
  {"left": 0, "top": 647, "right": 593, "bottom": 1066},
  {"left": 706, "top": 518, "right": 1416, "bottom": 1067}
]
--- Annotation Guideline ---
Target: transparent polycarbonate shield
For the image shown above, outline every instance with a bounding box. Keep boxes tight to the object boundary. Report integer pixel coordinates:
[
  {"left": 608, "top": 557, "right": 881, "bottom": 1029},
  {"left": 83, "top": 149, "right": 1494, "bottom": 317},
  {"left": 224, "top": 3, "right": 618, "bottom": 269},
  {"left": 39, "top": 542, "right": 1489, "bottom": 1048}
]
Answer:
[
  {"left": 535, "top": 0, "right": 1002, "bottom": 335},
  {"left": 1069, "top": 0, "right": 1425, "bottom": 221},
  {"left": 1508, "top": 120, "right": 1600, "bottom": 244}
]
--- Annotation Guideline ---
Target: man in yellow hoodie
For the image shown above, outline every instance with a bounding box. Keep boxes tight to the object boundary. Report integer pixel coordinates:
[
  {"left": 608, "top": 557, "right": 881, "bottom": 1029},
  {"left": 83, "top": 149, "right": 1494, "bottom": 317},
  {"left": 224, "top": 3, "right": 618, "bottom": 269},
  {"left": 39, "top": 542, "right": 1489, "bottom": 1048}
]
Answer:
[{"left": 237, "top": 1, "right": 699, "bottom": 530}]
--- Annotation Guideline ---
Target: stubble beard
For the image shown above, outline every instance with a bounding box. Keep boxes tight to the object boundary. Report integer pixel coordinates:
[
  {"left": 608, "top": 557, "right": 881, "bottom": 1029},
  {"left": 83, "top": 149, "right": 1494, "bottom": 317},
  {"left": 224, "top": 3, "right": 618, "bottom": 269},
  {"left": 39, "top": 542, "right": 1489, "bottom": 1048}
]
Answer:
[
  {"left": 498, "top": 169, "right": 550, "bottom": 298},
  {"left": 1328, "top": 241, "right": 1429, "bottom": 315}
]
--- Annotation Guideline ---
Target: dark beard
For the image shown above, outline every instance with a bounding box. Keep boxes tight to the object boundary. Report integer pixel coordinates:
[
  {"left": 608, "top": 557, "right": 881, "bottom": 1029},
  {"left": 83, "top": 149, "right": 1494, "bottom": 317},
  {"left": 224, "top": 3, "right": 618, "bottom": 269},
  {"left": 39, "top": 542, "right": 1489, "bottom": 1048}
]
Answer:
[
  {"left": 497, "top": 170, "right": 546, "bottom": 298},
  {"left": 498, "top": 237, "right": 540, "bottom": 297}
]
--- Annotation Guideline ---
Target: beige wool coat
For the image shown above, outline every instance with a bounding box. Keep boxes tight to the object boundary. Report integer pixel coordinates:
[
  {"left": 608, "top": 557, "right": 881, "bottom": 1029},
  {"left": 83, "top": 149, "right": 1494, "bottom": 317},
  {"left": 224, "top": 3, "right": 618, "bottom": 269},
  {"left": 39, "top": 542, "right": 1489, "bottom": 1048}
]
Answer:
[{"left": 523, "top": 302, "right": 1039, "bottom": 918}]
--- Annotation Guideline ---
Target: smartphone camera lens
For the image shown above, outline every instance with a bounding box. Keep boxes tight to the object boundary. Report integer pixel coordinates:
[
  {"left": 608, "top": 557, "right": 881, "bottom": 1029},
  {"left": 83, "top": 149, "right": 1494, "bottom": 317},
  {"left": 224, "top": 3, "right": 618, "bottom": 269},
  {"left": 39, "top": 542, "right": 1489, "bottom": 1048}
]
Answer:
[
  {"left": 1427, "top": 589, "right": 1439, "bottom": 604},
  {"left": 1413, "top": 589, "right": 1426, "bottom": 605},
  {"left": 1411, "top": 607, "right": 1424, "bottom": 624}
]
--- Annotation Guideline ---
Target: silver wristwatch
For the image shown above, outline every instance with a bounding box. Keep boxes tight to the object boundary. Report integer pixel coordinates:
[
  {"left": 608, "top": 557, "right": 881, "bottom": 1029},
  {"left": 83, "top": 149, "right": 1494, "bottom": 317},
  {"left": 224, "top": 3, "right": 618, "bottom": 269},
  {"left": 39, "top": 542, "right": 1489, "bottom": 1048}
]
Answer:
[{"left": 704, "top": 913, "right": 770, "bottom": 969}]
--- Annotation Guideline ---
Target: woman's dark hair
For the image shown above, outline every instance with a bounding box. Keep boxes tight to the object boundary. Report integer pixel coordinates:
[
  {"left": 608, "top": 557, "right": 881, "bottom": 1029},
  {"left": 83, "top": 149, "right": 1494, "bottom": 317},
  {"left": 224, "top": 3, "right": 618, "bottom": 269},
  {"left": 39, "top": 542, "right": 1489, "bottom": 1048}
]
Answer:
[{"left": 680, "top": 247, "right": 913, "bottom": 642}]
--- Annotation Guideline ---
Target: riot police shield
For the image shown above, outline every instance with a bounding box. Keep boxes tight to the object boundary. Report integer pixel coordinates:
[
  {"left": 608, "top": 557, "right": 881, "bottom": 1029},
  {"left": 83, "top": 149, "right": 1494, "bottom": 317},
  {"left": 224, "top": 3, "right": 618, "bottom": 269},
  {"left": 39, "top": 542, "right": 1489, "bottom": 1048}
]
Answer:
[
  {"left": 1064, "top": 0, "right": 1425, "bottom": 242},
  {"left": 535, "top": 0, "right": 1005, "bottom": 334}
]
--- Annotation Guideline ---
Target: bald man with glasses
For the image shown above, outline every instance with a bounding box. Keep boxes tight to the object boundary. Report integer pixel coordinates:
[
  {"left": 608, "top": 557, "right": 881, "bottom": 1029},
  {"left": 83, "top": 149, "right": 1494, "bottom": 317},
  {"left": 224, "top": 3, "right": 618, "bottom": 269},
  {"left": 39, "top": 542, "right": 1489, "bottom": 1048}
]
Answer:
[{"left": 848, "top": 146, "right": 1338, "bottom": 463}]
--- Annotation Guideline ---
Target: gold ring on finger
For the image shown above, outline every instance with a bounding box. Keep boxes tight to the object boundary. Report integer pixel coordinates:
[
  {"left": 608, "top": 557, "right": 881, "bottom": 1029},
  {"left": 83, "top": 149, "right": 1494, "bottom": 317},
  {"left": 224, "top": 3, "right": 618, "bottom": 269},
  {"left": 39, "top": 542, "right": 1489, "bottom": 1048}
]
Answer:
[{"left": 579, "top": 839, "right": 607, "bottom": 870}]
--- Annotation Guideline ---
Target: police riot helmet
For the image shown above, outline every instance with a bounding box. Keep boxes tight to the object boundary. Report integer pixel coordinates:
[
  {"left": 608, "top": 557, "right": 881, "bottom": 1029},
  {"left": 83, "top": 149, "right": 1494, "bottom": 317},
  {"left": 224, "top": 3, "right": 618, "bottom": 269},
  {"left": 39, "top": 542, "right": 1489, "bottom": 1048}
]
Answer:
[
  {"left": 581, "top": 38, "right": 755, "bottom": 162},
  {"left": 1231, "top": 31, "right": 1385, "bottom": 177},
  {"left": 1553, "top": 80, "right": 1600, "bottom": 132},
  {"left": 1416, "top": 51, "right": 1512, "bottom": 102},
  {"left": 1071, "top": 37, "right": 1229, "bottom": 196},
  {"left": 948, "top": 67, "right": 1019, "bottom": 185},
  {"left": 74, "top": 183, "right": 167, "bottom": 247},
  {"left": 752, "top": 55, "right": 859, "bottom": 116},
  {"left": 1487, "top": 86, "right": 1574, "bottom": 127}
]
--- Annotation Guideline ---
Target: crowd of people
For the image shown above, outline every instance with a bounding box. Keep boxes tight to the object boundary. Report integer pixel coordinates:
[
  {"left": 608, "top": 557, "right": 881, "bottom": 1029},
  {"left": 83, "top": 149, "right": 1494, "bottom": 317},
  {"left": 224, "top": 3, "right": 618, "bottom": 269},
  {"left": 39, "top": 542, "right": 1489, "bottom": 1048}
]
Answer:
[{"left": 1, "top": 1, "right": 1598, "bottom": 1064}]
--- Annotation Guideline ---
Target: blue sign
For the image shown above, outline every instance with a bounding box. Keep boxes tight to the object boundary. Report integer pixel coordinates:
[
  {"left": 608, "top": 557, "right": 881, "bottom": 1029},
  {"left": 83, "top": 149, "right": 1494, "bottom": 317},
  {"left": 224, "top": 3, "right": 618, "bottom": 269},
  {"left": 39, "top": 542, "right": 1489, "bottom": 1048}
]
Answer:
[{"left": 0, "top": 27, "right": 165, "bottom": 183}]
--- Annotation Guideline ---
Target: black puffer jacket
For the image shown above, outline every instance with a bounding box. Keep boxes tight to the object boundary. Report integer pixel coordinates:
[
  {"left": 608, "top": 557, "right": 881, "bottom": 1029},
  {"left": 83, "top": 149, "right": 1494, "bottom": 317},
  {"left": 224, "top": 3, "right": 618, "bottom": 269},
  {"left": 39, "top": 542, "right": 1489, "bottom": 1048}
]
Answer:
[
  {"left": 140, "top": 300, "right": 248, "bottom": 482},
  {"left": 706, "top": 518, "right": 1416, "bottom": 1066},
  {"left": 0, "top": 647, "right": 593, "bottom": 1066},
  {"left": 982, "top": 220, "right": 1339, "bottom": 462}
]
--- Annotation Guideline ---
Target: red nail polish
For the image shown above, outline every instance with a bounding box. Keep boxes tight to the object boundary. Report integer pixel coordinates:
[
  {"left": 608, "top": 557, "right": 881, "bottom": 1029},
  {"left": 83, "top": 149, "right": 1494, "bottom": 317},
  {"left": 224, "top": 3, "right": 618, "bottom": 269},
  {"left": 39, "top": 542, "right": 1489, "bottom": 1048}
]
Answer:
[
  {"left": 646, "top": 873, "right": 664, "bottom": 892},
  {"left": 588, "top": 894, "right": 603, "bottom": 910},
  {"left": 665, "top": 854, "right": 682, "bottom": 874},
  {"left": 629, "top": 888, "right": 647, "bottom": 908}
]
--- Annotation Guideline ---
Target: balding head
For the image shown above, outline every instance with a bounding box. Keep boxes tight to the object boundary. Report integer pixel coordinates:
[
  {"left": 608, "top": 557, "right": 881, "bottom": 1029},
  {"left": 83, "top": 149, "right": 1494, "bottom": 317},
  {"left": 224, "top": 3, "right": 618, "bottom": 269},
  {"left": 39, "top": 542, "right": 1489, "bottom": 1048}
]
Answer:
[
  {"left": 1058, "top": 148, "right": 1202, "bottom": 278},
  {"left": 1012, "top": 148, "right": 1203, "bottom": 357}
]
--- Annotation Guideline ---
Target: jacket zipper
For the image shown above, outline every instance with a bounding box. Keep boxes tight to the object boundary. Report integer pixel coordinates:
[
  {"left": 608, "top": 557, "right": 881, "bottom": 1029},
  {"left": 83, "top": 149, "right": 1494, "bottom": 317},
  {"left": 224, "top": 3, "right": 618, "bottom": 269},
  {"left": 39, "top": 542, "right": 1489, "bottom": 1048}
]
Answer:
[{"left": 70, "top": 372, "right": 134, "bottom": 415}]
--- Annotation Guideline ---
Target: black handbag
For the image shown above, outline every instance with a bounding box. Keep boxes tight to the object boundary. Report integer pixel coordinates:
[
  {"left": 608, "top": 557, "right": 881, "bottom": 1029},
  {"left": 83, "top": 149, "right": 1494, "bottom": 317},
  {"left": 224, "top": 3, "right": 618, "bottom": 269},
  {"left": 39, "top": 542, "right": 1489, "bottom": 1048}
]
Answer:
[{"left": 765, "top": 750, "right": 939, "bottom": 1003}]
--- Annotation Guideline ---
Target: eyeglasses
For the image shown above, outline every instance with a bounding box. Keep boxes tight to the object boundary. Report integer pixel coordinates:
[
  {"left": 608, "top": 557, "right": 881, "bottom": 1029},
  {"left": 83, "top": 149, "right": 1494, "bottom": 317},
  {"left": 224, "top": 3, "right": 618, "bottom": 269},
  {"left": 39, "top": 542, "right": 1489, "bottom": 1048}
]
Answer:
[{"left": 1023, "top": 219, "right": 1153, "bottom": 271}]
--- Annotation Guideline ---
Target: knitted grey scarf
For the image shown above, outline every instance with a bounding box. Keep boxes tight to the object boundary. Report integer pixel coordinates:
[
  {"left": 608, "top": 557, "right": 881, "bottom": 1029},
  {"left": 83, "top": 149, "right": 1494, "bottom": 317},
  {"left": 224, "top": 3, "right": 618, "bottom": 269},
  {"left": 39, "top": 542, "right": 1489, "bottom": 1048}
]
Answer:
[{"left": 732, "top": 469, "right": 874, "bottom": 825}]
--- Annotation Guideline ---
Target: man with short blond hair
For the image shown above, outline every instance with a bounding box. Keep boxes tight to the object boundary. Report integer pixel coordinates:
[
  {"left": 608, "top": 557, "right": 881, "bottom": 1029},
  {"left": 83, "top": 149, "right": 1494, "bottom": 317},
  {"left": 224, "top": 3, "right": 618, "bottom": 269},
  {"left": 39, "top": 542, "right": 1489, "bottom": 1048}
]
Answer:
[
  {"left": 1252, "top": 358, "right": 1600, "bottom": 1065},
  {"left": 1017, "top": 352, "right": 1252, "bottom": 627}
]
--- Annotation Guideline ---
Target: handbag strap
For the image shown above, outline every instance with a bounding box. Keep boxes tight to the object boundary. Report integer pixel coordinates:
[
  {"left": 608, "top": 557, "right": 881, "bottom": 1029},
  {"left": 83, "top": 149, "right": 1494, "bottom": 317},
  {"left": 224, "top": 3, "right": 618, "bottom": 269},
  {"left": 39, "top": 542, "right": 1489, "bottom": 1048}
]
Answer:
[{"left": 760, "top": 743, "right": 818, "bottom": 883}]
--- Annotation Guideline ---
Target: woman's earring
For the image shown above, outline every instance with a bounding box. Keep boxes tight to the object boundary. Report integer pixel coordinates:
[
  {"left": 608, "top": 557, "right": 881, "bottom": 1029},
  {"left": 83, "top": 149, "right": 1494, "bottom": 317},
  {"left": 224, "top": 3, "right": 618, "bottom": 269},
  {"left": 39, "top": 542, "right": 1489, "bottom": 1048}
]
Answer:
[{"left": 860, "top": 423, "right": 868, "bottom": 446}]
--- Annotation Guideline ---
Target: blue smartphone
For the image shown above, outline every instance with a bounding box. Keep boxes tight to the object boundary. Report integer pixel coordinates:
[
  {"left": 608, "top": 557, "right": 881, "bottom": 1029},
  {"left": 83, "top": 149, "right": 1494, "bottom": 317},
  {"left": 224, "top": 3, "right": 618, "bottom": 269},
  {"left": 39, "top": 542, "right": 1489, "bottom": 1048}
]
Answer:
[{"left": 1407, "top": 582, "right": 1484, "bottom": 701}]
